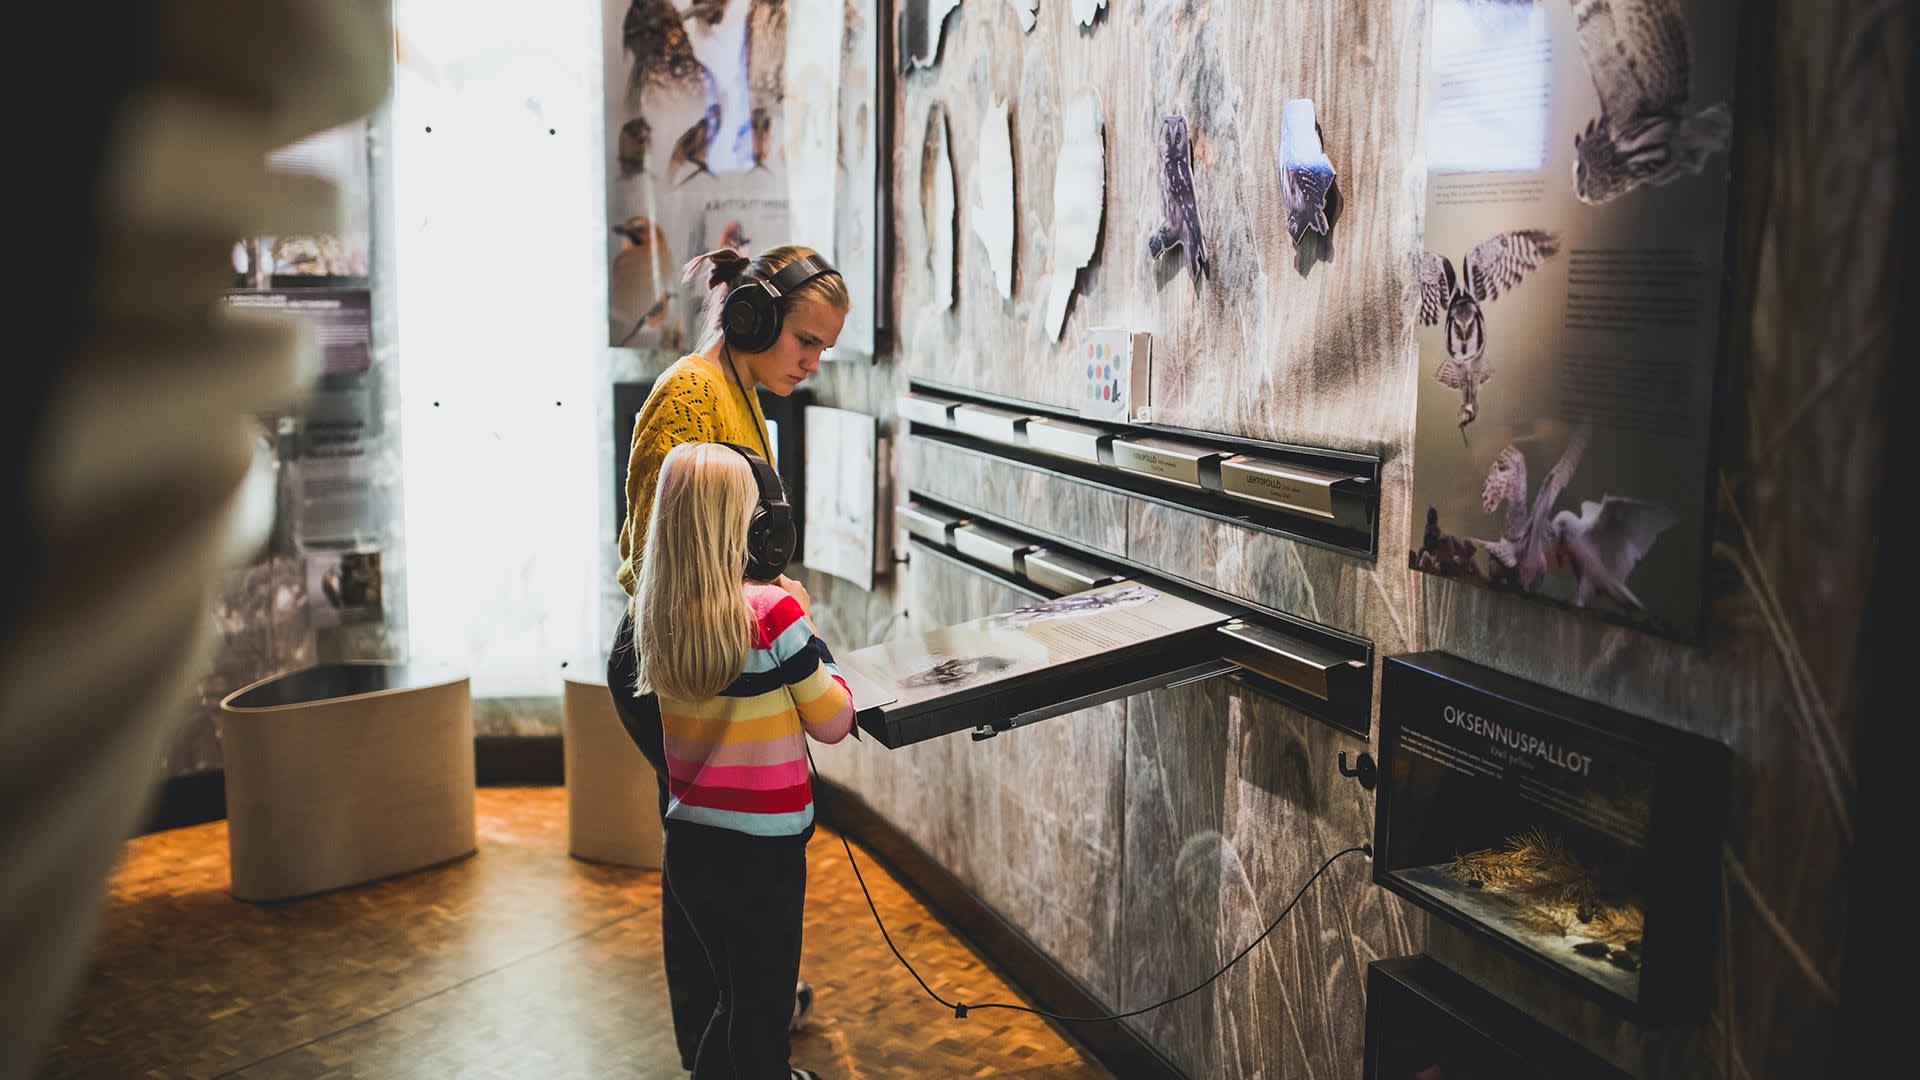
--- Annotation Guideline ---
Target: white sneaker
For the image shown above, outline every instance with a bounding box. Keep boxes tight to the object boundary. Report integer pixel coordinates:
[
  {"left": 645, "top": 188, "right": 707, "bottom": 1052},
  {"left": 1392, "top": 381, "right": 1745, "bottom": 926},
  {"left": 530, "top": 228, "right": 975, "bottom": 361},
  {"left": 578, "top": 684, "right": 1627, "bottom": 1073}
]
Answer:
[{"left": 789, "top": 979, "right": 816, "bottom": 1032}]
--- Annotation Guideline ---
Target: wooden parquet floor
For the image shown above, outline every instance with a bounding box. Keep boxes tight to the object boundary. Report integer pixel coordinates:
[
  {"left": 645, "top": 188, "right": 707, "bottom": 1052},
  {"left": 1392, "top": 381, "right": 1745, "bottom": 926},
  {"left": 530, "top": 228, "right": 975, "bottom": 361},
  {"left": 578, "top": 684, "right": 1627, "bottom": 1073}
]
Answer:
[{"left": 36, "top": 787, "right": 1112, "bottom": 1079}]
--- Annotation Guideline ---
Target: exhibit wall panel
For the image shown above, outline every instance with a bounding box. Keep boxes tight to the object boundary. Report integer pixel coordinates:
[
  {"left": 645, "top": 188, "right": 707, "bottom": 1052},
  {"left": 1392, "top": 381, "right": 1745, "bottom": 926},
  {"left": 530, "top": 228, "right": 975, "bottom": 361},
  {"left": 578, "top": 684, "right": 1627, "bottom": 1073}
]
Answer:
[{"left": 852, "top": 2, "right": 1903, "bottom": 1077}]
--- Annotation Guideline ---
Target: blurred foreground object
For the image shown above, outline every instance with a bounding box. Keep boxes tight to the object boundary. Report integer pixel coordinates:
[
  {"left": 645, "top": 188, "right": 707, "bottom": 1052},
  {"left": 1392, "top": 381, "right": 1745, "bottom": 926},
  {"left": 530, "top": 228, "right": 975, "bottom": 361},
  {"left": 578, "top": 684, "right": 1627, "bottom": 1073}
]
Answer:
[{"left": 1, "top": 3, "right": 392, "bottom": 1076}]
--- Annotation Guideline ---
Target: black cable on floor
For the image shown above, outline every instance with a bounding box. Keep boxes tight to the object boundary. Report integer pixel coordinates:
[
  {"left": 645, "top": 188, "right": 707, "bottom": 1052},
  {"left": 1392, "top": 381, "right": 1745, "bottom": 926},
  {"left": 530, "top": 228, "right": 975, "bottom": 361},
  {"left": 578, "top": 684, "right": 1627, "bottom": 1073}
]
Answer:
[{"left": 814, "top": 746, "right": 1371, "bottom": 1023}]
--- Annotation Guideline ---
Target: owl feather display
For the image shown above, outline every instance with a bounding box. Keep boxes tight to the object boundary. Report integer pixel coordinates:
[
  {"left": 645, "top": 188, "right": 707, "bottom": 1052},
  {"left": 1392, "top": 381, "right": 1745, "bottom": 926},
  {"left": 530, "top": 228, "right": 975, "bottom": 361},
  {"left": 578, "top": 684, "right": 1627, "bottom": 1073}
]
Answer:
[
  {"left": 1418, "top": 229, "right": 1561, "bottom": 439},
  {"left": 1568, "top": 0, "right": 1731, "bottom": 204},
  {"left": 1147, "top": 115, "right": 1209, "bottom": 280}
]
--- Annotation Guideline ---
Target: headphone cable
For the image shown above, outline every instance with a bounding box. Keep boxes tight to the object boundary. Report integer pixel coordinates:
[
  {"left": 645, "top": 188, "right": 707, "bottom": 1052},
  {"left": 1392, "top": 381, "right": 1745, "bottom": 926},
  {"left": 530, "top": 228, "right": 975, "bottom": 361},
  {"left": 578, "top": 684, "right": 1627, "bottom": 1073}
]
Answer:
[
  {"left": 807, "top": 746, "right": 1371, "bottom": 1023},
  {"left": 721, "top": 341, "right": 775, "bottom": 462}
]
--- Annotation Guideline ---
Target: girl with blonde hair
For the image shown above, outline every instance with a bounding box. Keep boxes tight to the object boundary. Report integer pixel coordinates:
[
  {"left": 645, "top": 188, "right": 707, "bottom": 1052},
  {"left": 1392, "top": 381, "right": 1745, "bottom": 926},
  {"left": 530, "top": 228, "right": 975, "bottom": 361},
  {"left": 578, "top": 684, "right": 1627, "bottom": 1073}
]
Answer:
[
  {"left": 606, "top": 243, "right": 848, "bottom": 1069},
  {"left": 633, "top": 442, "right": 853, "bottom": 1080}
]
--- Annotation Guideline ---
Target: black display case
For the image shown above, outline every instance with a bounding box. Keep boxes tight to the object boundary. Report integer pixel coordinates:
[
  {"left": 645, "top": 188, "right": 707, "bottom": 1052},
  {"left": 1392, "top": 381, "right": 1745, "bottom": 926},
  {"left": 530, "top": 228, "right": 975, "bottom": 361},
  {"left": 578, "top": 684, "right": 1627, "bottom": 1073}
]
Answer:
[
  {"left": 1374, "top": 652, "right": 1729, "bottom": 1022},
  {"left": 1365, "top": 955, "right": 1630, "bottom": 1080}
]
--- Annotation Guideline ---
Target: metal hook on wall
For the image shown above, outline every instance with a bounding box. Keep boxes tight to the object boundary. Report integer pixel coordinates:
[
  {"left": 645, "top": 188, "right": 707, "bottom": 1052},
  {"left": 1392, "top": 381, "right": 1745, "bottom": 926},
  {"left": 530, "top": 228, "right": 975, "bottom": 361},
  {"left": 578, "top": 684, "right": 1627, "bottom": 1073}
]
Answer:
[{"left": 1337, "top": 750, "right": 1377, "bottom": 791}]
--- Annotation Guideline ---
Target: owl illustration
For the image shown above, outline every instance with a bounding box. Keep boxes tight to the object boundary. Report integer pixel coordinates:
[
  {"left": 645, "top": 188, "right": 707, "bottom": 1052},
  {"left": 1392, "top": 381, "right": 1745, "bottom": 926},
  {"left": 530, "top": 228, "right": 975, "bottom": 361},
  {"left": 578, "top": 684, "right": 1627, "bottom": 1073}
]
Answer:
[
  {"left": 668, "top": 103, "right": 723, "bottom": 185},
  {"left": 1147, "top": 115, "right": 1209, "bottom": 280},
  {"left": 718, "top": 219, "right": 751, "bottom": 252},
  {"left": 1280, "top": 99, "right": 1336, "bottom": 246},
  {"left": 1418, "top": 229, "right": 1561, "bottom": 439},
  {"left": 617, "top": 116, "right": 651, "bottom": 177},
  {"left": 1568, "top": 0, "right": 1732, "bottom": 204},
  {"left": 1472, "top": 425, "right": 1591, "bottom": 591}
]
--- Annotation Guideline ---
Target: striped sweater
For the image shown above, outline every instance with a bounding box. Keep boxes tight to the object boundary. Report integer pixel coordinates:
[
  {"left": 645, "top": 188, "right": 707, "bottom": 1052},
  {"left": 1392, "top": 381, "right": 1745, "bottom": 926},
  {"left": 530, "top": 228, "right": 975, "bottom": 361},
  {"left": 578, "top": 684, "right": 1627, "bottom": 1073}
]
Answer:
[{"left": 658, "top": 585, "right": 856, "bottom": 836}]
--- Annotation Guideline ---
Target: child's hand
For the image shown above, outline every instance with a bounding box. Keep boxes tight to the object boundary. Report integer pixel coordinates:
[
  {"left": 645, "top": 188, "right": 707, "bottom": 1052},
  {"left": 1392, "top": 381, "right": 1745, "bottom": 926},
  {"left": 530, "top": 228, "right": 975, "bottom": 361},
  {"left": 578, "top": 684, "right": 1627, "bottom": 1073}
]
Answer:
[{"left": 774, "top": 573, "right": 811, "bottom": 614}]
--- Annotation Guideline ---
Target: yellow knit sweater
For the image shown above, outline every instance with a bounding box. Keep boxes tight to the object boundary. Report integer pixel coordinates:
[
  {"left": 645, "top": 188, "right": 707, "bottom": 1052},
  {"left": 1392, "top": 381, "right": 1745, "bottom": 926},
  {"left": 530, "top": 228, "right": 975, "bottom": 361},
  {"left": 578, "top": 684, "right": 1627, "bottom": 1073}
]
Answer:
[{"left": 616, "top": 354, "right": 772, "bottom": 595}]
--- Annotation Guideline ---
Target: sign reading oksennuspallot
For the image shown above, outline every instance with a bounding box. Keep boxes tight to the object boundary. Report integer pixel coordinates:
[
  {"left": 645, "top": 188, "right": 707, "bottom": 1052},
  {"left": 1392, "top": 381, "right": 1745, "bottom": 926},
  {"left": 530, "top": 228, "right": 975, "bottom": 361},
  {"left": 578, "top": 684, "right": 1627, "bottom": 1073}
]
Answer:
[{"left": 1409, "top": 0, "right": 1738, "bottom": 640}]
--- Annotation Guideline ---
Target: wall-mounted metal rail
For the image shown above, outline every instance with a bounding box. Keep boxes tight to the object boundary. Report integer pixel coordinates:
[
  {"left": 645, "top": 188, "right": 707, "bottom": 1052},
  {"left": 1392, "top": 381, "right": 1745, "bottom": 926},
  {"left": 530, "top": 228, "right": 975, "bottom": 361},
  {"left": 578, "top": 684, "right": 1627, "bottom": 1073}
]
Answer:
[
  {"left": 901, "top": 380, "right": 1382, "bottom": 557},
  {"left": 840, "top": 494, "right": 1375, "bottom": 748}
]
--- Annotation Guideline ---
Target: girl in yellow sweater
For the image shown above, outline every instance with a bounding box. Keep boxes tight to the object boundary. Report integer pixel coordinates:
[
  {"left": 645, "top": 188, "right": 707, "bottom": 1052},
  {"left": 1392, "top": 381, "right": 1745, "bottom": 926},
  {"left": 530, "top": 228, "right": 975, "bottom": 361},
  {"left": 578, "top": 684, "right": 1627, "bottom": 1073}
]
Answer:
[{"left": 607, "top": 244, "right": 847, "bottom": 1071}]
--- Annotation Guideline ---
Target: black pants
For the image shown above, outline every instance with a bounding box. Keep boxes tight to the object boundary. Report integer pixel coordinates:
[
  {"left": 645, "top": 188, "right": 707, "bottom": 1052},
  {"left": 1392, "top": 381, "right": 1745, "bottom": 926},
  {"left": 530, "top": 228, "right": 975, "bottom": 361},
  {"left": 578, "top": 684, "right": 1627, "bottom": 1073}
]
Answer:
[
  {"left": 665, "top": 820, "right": 809, "bottom": 1079},
  {"left": 607, "top": 612, "right": 716, "bottom": 1072}
]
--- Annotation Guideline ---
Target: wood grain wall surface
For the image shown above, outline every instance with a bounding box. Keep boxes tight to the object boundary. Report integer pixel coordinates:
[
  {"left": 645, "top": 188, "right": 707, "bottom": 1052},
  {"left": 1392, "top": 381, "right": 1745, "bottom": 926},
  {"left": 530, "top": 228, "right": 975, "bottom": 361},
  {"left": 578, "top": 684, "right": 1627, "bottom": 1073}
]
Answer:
[{"left": 680, "top": 1, "right": 1904, "bottom": 1077}]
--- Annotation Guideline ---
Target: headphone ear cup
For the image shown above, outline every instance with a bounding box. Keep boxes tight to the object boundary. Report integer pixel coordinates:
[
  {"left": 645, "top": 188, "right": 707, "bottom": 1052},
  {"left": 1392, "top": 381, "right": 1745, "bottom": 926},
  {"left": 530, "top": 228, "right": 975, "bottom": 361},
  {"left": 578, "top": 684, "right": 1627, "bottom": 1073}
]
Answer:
[
  {"left": 722, "top": 283, "right": 782, "bottom": 353},
  {"left": 743, "top": 507, "right": 771, "bottom": 579}
]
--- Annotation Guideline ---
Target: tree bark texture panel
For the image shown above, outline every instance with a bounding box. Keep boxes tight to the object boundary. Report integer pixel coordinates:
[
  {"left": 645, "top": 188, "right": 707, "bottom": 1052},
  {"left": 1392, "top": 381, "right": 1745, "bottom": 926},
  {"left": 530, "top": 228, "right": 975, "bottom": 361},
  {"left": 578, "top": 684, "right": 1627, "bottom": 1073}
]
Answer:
[{"left": 1120, "top": 676, "right": 1420, "bottom": 1078}]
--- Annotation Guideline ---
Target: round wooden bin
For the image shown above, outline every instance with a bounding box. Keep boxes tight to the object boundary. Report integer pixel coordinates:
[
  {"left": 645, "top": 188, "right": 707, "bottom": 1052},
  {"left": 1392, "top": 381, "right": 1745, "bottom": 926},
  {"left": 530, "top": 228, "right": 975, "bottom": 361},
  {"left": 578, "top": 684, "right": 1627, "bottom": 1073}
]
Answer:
[
  {"left": 220, "top": 662, "right": 476, "bottom": 902},
  {"left": 563, "top": 675, "right": 662, "bottom": 869}
]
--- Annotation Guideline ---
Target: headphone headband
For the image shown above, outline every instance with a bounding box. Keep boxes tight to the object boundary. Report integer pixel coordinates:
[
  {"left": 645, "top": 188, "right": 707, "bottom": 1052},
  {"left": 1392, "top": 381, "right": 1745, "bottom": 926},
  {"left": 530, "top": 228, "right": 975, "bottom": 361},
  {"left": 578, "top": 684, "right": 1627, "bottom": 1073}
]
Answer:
[{"left": 753, "top": 253, "right": 837, "bottom": 300}]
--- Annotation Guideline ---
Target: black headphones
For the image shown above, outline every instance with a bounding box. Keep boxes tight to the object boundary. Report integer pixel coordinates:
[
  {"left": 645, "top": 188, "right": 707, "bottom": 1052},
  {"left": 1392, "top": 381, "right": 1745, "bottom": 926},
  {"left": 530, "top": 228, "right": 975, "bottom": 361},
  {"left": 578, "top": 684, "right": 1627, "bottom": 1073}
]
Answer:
[
  {"left": 719, "top": 442, "right": 795, "bottom": 581},
  {"left": 719, "top": 253, "right": 839, "bottom": 353}
]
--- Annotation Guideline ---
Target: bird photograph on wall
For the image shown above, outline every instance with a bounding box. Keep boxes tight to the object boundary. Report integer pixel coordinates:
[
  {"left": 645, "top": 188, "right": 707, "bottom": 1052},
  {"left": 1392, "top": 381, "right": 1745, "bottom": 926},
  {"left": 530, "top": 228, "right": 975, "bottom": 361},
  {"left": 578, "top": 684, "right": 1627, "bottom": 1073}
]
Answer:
[
  {"left": 1417, "top": 229, "right": 1561, "bottom": 442},
  {"left": 1147, "top": 115, "right": 1209, "bottom": 281},
  {"left": 1566, "top": 0, "right": 1731, "bottom": 204},
  {"left": 623, "top": 0, "right": 708, "bottom": 93},
  {"left": 617, "top": 116, "right": 652, "bottom": 177},
  {"left": 668, "top": 103, "right": 724, "bottom": 184},
  {"left": 749, "top": 105, "right": 773, "bottom": 171},
  {"left": 610, "top": 215, "right": 679, "bottom": 347}
]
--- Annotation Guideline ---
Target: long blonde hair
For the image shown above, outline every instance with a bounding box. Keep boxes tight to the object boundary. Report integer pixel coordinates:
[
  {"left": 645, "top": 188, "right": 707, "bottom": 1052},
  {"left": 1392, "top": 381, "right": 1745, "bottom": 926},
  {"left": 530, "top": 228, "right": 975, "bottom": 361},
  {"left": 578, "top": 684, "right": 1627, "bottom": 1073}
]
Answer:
[
  {"left": 681, "top": 243, "right": 851, "bottom": 351},
  {"left": 634, "top": 443, "right": 759, "bottom": 701}
]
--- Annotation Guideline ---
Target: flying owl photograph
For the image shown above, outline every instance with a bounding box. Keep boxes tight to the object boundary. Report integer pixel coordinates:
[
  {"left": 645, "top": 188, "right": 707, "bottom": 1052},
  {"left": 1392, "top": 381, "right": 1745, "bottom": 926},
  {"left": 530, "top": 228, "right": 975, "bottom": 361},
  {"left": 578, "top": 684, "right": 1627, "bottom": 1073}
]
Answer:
[
  {"left": 1147, "top": 115, "right": 1209, "bottom": 281},
  {"left": 1566, "top": 0, "right": 1731, "bottom": 204},
  {"left": 1548, "top": 496, "right": 1677, "bottom": 609},
  {"left": 1471, "top": 424, "right": 1591, "bottom": 592},
  {"left": 1418, "top": 229, "right": 1561, "bottom": 440}
]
